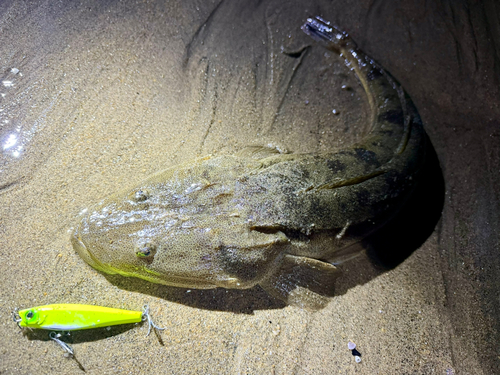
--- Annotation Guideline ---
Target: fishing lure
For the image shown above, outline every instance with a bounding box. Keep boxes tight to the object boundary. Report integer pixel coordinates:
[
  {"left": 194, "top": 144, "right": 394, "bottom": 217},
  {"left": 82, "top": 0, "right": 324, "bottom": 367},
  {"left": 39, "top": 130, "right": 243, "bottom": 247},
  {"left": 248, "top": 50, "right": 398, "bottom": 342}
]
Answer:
[
  {"left": 14, "top": 304, "right": 163, "bottom": 366},
  {"left": 14, "top": 304, "right": 163, "bottom": 335}
]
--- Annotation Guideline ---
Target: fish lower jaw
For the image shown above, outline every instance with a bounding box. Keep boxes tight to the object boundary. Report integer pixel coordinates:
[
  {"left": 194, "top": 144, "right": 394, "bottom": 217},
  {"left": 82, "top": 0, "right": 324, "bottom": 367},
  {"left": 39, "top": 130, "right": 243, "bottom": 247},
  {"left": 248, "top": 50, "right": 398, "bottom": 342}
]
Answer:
[
  {"left": 71, "top": 233, "right": 109, "bottom": 273},
  {"left": 109, "top": 269, "right": 221, "bottom": 290}
]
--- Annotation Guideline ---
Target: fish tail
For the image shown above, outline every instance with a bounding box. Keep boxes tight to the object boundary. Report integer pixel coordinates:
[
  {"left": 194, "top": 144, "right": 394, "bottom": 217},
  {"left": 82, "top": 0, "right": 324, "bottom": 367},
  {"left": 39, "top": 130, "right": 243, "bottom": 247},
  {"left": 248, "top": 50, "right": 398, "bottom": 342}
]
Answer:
[
  {"left": 301, "top": 16, "right": 355, "bottom": 54},
  {"left": 303, "top": 16, "right": 425, "bottom": 168}
]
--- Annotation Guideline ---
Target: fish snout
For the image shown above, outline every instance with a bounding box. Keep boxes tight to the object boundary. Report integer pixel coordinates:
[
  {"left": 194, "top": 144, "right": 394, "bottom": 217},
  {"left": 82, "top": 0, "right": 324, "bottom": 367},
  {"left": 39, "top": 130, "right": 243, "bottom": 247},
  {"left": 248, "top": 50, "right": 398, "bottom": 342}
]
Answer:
[{"left": 70, "top": 228, "right": 110, "bottom": 274}]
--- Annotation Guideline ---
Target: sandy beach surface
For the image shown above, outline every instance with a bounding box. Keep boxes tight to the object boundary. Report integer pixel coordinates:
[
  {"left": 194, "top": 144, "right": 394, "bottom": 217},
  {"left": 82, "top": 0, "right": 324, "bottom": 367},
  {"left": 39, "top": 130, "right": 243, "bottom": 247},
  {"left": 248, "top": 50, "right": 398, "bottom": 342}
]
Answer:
[{"left": 1, "top": 1, "right": 499, "bottom": 374}]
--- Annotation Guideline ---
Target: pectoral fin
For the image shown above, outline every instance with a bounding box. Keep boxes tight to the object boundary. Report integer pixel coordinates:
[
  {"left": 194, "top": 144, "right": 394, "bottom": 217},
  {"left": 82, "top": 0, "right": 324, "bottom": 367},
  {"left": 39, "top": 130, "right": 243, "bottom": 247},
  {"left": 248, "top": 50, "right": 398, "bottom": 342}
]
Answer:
[{"left": 260, "top": 254, "right": 340, "bottom": 311}]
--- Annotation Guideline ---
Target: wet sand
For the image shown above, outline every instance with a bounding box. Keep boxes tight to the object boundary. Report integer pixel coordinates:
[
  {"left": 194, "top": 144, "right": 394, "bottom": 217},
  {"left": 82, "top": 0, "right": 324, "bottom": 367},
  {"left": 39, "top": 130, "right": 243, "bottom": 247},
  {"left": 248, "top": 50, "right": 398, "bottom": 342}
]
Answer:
[{"left": 1, "top": 1, "right": 499, "bottom": 374}]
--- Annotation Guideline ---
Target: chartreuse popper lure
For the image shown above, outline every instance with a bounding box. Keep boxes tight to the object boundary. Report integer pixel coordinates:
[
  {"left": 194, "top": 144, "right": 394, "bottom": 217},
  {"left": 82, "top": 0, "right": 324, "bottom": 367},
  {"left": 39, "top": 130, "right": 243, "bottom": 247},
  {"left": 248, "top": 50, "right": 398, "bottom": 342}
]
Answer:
[
  {"left": 14, "top": 304, "right": 164, "bottom": 356},
  {"left": 16, "top": 304, "right": 144, "bottom": 331}
]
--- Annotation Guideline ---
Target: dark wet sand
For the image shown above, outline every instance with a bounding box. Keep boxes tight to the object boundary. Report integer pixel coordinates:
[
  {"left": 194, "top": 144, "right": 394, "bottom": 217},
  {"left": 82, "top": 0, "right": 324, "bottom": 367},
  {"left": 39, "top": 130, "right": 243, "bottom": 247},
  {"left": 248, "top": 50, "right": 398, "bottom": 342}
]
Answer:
[{"left": 1, "top": 1, "right": 499, "bottom": 374}]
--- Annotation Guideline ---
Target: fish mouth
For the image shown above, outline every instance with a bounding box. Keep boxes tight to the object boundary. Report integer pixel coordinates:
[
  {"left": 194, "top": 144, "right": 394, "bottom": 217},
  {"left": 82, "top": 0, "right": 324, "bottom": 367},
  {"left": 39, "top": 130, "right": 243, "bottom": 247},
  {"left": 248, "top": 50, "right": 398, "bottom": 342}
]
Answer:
[{"left": 70, "top": 229, "right": 115, "bottom": 274}]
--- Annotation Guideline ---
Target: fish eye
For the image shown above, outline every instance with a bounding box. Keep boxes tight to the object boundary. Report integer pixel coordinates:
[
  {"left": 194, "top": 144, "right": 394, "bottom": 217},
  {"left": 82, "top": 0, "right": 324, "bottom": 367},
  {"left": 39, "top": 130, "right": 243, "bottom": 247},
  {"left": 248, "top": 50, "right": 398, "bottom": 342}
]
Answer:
[
  {"left": 133, "top": 189, "right": 150, "bottom": 202},
  {"left": 135, "top": 243, "right": 157, "bottom": 259},
  {"left": 26, "top": 310, "right": 34, "bottom": 320}
]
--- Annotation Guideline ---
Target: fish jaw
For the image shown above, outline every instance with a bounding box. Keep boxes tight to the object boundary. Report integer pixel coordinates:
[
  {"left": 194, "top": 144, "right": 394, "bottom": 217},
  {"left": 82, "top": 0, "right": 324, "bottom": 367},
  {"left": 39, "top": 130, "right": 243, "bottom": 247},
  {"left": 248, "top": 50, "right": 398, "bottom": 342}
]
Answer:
[{"left": 71, "top": 227, "right": 115, "bottom": 275}]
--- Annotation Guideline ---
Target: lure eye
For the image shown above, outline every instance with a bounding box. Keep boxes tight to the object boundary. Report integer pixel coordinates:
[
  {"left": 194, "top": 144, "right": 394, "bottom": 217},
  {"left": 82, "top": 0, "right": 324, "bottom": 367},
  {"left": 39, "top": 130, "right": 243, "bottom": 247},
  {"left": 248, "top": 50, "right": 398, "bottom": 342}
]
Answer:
[{"left": 26, "top": 310, "right": 35, "bottom": 321}]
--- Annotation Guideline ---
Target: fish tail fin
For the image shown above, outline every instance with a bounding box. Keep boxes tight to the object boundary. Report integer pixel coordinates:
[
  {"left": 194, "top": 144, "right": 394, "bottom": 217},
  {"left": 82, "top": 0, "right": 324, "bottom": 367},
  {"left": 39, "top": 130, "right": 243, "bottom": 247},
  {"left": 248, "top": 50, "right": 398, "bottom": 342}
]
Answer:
[{"left": 301, "top": 16, "right": 355, "bottom": 53}]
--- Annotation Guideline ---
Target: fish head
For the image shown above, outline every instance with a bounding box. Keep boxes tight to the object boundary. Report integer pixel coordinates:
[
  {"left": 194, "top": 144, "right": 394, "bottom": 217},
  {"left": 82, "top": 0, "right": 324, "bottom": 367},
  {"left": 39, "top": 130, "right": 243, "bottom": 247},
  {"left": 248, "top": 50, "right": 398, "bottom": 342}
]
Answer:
[
  {"left": 71, "top": 189, "right": 224, "bottom": 288},
  {"left": 72, "top": 162, "right": 289, "bottom": 290}
]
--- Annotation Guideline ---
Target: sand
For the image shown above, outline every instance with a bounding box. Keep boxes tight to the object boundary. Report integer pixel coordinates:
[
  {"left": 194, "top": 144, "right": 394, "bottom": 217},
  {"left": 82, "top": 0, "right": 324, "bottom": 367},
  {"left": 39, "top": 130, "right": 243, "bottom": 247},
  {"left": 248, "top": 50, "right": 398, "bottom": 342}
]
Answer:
[{"left": 1, "top": 1, "right": 499, "bottom": 374}]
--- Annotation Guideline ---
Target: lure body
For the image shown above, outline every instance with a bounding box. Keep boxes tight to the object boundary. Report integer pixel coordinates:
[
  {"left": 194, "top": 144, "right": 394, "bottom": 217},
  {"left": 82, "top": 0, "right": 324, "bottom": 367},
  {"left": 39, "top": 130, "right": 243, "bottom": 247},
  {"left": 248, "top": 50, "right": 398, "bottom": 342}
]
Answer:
[{"left": 17, "top": 304, "right": 143, "bottom": 331}]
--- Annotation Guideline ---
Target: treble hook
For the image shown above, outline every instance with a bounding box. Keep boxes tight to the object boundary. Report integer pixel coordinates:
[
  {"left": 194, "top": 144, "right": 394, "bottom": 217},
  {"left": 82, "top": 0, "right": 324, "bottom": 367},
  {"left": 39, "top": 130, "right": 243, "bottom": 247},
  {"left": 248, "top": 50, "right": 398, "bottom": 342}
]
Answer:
[
  {"left": 49, "top": 332, "right": 86, "bottom": 371},
  {"left": 12, "top": 309, "right": 22, "bottom": 329},
  {"left": 49, "top": 332, "right": 74, "bottom": 356},
  {"left": 142, "top": 305, "right": 165, "bottom": 336}
]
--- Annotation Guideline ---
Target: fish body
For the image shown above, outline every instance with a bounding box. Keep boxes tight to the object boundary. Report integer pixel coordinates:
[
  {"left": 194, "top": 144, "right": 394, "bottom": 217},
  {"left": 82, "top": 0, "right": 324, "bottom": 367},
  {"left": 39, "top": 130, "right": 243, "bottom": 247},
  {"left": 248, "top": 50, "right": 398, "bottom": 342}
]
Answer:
[
  {"left": 72, "top": 17, "right": 426, "bottom": 308},
  {"left": 17, "top": 304, "right": 142, "bottom": 330}
]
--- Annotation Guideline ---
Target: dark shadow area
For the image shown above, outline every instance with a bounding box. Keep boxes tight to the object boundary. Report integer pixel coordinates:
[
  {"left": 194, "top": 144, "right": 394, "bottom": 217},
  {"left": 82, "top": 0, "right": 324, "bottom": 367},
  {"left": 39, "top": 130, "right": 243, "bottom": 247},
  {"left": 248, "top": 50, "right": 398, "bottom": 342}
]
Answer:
[
  {"left": 334, "top": 135, "right": 444, "bottom": 295},
  {"left": 364, "top": 134, "right": 444, "bottom": 269},
  {"left": 102, "top": 273, "right": 286, "bottom": 314}
]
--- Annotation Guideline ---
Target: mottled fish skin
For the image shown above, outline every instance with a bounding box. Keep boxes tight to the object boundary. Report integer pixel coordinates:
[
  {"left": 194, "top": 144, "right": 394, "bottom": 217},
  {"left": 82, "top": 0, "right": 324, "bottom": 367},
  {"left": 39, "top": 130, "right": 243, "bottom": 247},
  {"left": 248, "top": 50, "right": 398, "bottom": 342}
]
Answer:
[{"left": 72, "top": 17, "right": 426, "bottom": 308}]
